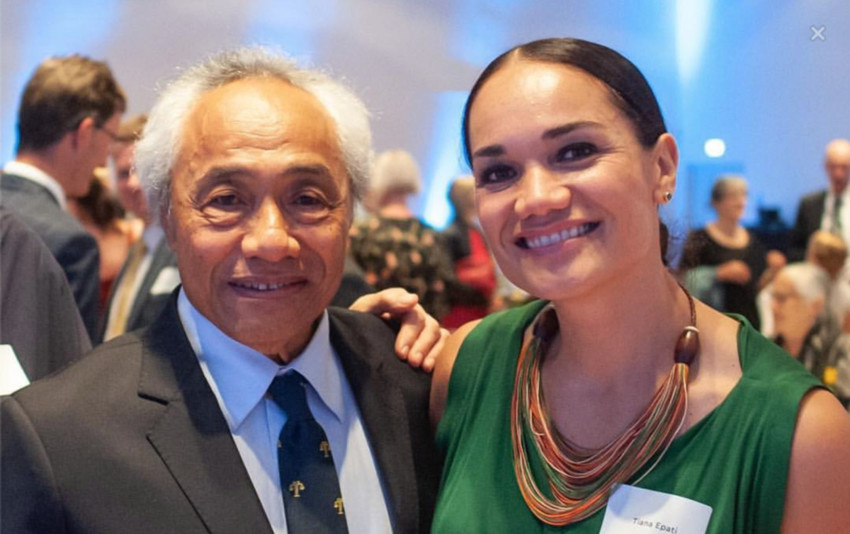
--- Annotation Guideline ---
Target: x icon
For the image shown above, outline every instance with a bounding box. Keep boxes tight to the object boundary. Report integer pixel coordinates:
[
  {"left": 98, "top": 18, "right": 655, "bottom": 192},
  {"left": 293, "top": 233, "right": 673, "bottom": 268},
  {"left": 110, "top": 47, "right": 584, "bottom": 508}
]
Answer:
[{"left": 810, "top": 25, "right": 826, "bottom": 41}]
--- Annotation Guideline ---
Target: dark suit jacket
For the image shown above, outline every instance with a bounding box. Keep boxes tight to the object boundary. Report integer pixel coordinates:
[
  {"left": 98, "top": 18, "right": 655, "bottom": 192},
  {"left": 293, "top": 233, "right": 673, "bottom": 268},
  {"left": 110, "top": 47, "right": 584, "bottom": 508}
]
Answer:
[
  {"left": 0, "top": 208, "right": 91, "bottom": 380},
  {"left": 788, "top": 190, "right": 827, "bottom": 261},
  {"left": 2, "top": 296, "right": 441, "bottom": 534},
  {"left": 98, "top": 233, "right": 179, "bottom": 343},
  {"left": 0, "top": 172, "right": 100, "bottom": 340}
]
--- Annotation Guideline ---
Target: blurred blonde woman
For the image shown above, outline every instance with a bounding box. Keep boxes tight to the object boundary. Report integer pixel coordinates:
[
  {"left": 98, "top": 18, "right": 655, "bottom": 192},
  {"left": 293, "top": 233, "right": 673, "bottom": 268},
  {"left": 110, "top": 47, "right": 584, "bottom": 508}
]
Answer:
[
  {"left": 349, "top": 149, "right": 455, "bottom": 319},
  {"left": 806, "top": 230, "right": 850, "bottom": 331}
]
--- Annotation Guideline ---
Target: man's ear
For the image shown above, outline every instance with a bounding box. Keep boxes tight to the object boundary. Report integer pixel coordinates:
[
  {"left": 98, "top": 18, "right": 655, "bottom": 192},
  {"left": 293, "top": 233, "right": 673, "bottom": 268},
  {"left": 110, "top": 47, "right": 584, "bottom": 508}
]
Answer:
[
  {"left": 160, "top": 191, "right": 177, "bottom": 248},
  {"left": 652, "top": 133, "right": 679, "bottom": 204},
  {"left": 71, "top": 116, "right": 96, "bottom": 150},
  {"left": 812, "top": 296, "right": 825, "bottom": 318}
]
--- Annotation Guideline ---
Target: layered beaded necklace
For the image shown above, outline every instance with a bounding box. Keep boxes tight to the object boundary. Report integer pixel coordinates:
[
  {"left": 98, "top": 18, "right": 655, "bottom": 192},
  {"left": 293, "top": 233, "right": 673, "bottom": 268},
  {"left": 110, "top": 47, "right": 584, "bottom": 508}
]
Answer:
[{"left": 511, "top": 287, "right": 700, "bottom": 525}]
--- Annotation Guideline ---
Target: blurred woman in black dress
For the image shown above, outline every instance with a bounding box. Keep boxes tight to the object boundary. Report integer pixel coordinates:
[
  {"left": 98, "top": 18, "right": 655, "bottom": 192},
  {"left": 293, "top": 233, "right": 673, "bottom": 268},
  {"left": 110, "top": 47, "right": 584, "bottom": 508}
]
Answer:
[{"left": 680, "top": 176, "right": 785, "bottom": 328}]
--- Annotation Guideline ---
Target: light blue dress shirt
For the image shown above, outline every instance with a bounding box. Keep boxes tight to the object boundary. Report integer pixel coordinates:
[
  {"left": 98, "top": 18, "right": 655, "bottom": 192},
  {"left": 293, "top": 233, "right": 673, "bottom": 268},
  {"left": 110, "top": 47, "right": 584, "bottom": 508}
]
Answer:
[{"left": 177, "top": 290, "right": 393, "bottom": 533}]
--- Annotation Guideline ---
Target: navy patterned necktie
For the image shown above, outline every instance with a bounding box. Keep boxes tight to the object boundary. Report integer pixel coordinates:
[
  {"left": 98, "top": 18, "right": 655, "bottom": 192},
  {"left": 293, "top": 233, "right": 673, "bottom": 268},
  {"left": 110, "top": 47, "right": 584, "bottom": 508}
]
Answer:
[{"left": 268, "top": 372, "right": 349, "bottom": 533}]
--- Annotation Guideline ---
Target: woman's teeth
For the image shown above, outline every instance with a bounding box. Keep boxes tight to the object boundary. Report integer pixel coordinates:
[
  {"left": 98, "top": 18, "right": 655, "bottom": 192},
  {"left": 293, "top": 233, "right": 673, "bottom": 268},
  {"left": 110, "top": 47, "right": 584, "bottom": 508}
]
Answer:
[{"left": 523, "top": 222, "right": 598, "bottom": 249}]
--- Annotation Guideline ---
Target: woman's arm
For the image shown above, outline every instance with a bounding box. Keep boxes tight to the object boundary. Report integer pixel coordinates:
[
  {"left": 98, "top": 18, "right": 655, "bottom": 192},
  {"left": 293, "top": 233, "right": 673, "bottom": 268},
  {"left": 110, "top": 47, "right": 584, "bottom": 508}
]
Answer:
[
  {"left": 782, "top": 389, "right": 850, "bottom": 532},
  {"left": 429, "top": 320, "right": 480, "bottom": 430}
]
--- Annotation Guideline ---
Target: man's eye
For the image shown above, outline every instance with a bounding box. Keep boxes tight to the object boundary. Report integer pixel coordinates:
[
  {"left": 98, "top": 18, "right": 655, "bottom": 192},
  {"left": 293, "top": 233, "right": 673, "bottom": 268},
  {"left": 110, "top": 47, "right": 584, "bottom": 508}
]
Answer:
[
  {"left": 209, "top": 194, "right": 241, "bottom": 208},
  {"left": 294, "top": 195, "right": 325, "bottom": 207},
  {"left": 557, "top": 142, "right": 597, "bottom": 162},
  {"left": 291, "top": 194, "right": 333, "bottom": 223},
  {"left": 476, "top": 165, "right": 517, "bottom": 187}
]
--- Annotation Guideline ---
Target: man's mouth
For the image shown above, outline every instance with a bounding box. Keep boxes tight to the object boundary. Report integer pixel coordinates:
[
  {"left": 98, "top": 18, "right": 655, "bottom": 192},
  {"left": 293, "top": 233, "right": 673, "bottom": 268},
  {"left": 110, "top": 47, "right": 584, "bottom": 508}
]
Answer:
[
  {"left": 518, "top": 222, "right": 600, "bottom": 250},
  {"left": 229, "top": 281, "right": 301, "bottom": 291}
]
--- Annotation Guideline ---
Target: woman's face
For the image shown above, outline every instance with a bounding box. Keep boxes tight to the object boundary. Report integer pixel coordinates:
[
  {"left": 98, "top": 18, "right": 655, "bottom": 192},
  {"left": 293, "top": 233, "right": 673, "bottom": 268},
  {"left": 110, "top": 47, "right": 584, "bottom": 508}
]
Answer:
[
  {"left": 466, "top": 59, "right": 676, "bottom": 301},
  {"left": 713, "top": 185, "right": 747, "bottom": 222}
]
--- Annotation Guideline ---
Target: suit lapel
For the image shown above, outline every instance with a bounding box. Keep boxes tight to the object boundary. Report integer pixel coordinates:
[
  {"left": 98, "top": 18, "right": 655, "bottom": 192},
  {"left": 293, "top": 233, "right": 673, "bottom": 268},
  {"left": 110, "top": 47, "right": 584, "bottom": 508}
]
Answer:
[
  {"left": 329, "top": 310, "right": 420, "bottom": 534},
  {"left": 139, "top": 297, "right": 273, "bottom": 534},
  {"left": 128, "top": 237, "right": 176, "bottom": 328}
]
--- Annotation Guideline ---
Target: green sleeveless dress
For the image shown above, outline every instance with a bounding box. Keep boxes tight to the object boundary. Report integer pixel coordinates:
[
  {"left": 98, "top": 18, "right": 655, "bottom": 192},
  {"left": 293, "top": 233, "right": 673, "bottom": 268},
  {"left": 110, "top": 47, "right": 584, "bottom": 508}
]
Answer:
[{"left": 433, "top": 300, "right": 821, "bottom": 533}]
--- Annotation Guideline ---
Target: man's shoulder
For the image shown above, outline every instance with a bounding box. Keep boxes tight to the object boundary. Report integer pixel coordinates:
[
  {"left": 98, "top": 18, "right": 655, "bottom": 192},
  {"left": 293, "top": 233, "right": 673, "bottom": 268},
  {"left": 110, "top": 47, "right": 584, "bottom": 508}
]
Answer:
[
  {"left": 1, "top": 176, "right": 92, "bottom": 252},
  {"left": 10, "top": 331, "right": 146, "bottom": 417},
  {"left": 327, "top": 307, "right": 431, "bottom": 384},
  {"left": 327, "top": 307, "right": 397, "bottom": 353},
  {"left": 800, "top": 190, "right": 828, "bottom": 207}
]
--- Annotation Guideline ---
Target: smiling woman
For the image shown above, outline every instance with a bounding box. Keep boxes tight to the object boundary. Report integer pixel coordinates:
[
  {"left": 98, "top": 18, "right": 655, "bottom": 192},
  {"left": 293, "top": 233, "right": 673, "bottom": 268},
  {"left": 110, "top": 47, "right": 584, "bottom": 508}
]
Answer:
[{"left": 430, "top": 38, "right": 850, "bottom": 533}]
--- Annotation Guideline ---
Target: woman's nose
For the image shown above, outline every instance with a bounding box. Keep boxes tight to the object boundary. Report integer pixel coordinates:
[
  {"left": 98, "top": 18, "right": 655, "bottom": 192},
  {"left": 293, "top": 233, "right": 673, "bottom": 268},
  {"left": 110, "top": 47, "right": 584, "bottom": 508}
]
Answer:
[{"left": 514, "top": 165, "right": 571, "bottom": 218}]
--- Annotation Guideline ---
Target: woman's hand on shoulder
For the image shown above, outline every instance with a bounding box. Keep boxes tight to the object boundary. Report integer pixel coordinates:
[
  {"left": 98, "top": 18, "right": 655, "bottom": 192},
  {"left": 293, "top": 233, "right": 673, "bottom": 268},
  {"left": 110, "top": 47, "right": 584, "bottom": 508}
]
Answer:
[
  {"left": 783, "top": 389, "right": 850, "bottom": 532},
  {"left": 349, "top": 288, "right": 448, "bottom": 372},
  {"left": 430, "top": 320, "right": 481, "bottom": 430}
]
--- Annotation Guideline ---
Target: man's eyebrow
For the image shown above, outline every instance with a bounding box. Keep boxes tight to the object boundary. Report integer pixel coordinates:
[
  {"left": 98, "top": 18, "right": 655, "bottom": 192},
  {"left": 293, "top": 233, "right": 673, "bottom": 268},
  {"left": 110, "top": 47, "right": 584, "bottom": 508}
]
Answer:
[
  {"left": 198, "top": 164, "right": 332, "bottom": 183},
  {"left": 281, "top": 164, "right": 332, "bottom": 178},
  {"left": 198, "top": 166, "right": 242, "bottom": 183},
  {"left": 471, "top": 121, "right": 602, "bottom": 160}
]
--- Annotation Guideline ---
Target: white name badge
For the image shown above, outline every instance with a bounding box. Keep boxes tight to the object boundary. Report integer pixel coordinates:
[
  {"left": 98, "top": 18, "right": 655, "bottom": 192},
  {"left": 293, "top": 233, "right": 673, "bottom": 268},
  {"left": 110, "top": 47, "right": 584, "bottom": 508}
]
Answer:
[
  {"left": 600, "top": 484, "right": 713, "bottom": 534},
  {"left": 0, "top": 344, "right": 30, "bottom": 395}
]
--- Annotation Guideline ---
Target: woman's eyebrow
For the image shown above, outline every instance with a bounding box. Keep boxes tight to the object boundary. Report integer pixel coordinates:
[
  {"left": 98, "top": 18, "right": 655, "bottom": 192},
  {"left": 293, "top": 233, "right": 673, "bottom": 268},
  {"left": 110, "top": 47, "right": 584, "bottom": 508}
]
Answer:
[
  {"left": 541, "top": 121, "right": 600, "bottom": 140},
  {"left": 472, "top": 121, "right": 603, "bottom": 160}
]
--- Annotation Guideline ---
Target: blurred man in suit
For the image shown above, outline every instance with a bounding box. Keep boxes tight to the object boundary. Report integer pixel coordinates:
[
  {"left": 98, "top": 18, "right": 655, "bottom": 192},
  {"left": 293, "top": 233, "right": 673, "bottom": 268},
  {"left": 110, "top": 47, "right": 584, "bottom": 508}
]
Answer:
[
  {"left": 789, "top": 139, "right": 850, "bottom": 261},
  {"left": 3, "top": 48, "right": 442, "bottom": 534},
  {"left": 101, "top": 114, "right": 179, "bottom": 342},
  {"left": 0, "top": 55, "right": 126, "bottom": 340},
  {"left": 0, "top": 207, "right": 91, "bottom": 382}
]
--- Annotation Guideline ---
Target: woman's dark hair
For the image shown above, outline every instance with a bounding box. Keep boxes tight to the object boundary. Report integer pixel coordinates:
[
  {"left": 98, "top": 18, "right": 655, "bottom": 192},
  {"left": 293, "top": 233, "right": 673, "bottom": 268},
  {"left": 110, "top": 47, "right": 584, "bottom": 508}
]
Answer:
[
  {"left": 461, "top": 38, "right": 667, "bottom": 164},
  {"left": 75, "top": 177, "right": 125, "bottom": 229}
]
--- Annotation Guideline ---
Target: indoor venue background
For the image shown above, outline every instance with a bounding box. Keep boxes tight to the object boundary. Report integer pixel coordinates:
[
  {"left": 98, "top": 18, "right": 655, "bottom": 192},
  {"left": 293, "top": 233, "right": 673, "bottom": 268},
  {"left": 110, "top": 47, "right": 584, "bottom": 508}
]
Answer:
[{"left": 2, "top": 0, "right": 848, "bottom": 238}]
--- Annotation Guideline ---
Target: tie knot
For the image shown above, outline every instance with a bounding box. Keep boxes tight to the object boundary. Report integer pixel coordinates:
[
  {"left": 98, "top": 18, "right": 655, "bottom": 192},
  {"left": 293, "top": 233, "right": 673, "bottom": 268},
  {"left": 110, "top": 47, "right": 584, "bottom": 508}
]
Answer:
[{"left": 269, "top": 372, "right": 313, "bottom": 421}]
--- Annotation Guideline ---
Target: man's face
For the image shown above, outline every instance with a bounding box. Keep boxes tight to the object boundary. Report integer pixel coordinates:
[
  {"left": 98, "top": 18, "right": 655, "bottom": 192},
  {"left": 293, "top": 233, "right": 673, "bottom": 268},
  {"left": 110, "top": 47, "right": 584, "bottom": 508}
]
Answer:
[
  {"left": 825, "top": 142, "right": 850, "bottom": 195},
  {"left": 166, "top": 77, "right": 353, "bottom": 360},
  {"left": 69, "top": 112, "right": 122, "bottom": 198},
  {"left": 110, "top": 141, "right": 149, "bottom": 220}
]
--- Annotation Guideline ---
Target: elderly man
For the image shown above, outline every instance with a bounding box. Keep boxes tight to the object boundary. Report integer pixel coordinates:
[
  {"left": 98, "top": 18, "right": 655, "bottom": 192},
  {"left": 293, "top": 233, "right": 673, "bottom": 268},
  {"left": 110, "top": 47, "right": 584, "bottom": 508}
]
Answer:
[
  {"left": 2, "top": 48, "right": 442, "bottom": 534},
  {"left": 0, "top": 55, "right": 126, "bottom": 341},
  {"left": 789, "top": 139, "right": 850, "bottom": 261}
]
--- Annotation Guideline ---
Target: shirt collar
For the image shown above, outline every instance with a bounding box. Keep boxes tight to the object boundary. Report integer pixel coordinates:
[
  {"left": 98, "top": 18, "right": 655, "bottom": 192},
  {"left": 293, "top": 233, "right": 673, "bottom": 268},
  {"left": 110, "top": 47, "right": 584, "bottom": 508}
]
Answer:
[
  {"left": 176, "top": 290, "right": 345, "bottom": 430},
  {"left": 3, "top": 161, "right": 67, "bottom": 210},
  {"left": 827, "top": 186, "right": 850, "bottom": 202}
]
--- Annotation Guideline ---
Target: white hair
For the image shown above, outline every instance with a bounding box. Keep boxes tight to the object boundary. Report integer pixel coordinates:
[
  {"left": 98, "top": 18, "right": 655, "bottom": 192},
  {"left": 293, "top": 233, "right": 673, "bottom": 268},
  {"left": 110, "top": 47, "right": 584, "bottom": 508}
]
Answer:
[
  {"left": 780, "top": 262, "right": 830, "bottom": 303},
  {"left": 134, "top": 47, "right": 373, "bottom": 220},
  {"left": 370, "top": 149, "right": 421, "bottom": 198}
]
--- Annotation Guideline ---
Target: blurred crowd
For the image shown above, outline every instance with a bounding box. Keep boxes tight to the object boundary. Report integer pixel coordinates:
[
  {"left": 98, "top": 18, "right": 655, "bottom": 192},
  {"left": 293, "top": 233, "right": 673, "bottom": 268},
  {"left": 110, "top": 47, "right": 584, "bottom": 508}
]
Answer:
[{"left": 678, "top": 139, "right": 850, "bottom": 405}]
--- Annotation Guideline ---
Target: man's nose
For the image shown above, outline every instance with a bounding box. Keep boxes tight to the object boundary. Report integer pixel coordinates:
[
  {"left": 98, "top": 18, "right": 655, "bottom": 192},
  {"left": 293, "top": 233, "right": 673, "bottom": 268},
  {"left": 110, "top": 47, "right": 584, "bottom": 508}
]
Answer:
[
  {"left": 127, "top": 171, "right": 141, "bottom": 192},
  {"left": 514, "top": 165, "right": 571, "bottom": 218},
  {"left": 242, "top": 199, "right": 301, "bottom": 262}
]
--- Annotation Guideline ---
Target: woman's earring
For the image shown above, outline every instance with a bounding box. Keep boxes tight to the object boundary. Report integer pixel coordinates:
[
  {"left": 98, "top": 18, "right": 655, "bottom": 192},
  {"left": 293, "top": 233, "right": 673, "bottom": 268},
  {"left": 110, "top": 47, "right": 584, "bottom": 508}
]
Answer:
[{"left": 663, "top": 191, "right": 673, "bottom": 203}]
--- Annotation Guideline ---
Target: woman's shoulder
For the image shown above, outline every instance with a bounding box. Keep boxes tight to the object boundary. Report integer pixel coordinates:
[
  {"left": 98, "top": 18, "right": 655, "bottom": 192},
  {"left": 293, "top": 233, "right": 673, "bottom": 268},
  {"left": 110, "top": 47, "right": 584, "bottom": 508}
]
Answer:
[
  {"left": 736, "top": 317, "right": 821, "bottom": 387},
  {"left": 430, "top": 301, "right": 548, "bottom": 427}
]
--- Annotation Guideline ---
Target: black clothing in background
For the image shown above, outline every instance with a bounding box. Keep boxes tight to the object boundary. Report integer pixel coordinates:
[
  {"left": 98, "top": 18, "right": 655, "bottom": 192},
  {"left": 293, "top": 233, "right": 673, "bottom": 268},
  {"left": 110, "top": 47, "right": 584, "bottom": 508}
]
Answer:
[
  {"left": 788, "top": 191, "right": 827, "bottom": 262},
  {"left": 680, "top": 228, "right": 767, "bottom": 329}
]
